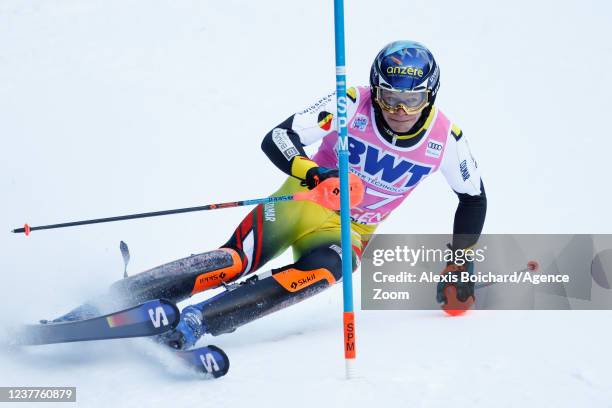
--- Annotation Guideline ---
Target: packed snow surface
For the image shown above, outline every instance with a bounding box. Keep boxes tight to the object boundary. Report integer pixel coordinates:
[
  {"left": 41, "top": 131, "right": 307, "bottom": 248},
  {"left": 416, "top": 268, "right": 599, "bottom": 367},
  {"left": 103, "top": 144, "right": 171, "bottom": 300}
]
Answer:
[{"left": 1, "top": 1, "right": 611, "bottom": 406}]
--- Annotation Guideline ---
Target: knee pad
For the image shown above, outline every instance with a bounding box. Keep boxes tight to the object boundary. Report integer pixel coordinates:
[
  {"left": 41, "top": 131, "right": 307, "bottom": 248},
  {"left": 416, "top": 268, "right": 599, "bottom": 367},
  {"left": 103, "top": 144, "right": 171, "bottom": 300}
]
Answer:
[
  {"left": 296, "top": 245, "right": 344, "bottom": 279},
  {"left": 191, "top": 248, "right": 246, "bottom": 295},
  {"left": 294, "top": 244, "right": 359, "bottom": 279}
]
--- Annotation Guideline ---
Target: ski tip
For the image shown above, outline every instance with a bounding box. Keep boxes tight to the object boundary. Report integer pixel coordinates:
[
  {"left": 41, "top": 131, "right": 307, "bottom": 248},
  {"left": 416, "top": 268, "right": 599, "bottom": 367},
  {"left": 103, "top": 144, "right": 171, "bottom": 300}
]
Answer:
[
  {"left": 206, "top": 345, "right": 230, "bottom": 378},
  {"left": 181, "top": 345, "right": 230, "bottom": 378}
]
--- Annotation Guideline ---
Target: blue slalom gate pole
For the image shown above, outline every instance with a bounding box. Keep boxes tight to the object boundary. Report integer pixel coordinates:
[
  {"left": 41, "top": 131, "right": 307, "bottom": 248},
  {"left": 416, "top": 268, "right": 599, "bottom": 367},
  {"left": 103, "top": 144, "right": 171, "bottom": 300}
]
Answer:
[{"left": 332, "top": 0, "right": 357, "bottom": 379}]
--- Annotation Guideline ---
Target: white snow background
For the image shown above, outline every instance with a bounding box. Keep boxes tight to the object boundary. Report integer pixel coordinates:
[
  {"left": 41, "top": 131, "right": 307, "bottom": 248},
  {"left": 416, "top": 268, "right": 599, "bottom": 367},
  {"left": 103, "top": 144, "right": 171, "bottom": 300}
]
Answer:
[{"left": 1, "top": 0, "right": 611, "bottom": 407}]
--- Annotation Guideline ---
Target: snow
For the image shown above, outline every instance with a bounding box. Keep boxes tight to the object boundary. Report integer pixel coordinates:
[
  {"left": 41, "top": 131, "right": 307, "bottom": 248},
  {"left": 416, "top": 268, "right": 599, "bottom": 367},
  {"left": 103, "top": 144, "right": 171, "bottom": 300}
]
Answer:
[{"left": 1, "top": 0, "right": 611, "bottom": 406}]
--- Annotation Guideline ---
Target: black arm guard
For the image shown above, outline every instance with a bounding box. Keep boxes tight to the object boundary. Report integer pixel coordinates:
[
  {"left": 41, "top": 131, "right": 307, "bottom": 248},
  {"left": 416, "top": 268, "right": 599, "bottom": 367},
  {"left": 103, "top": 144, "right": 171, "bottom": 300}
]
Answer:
[{"left": 452, "top": 180, "right": 487, "bottom": 250}]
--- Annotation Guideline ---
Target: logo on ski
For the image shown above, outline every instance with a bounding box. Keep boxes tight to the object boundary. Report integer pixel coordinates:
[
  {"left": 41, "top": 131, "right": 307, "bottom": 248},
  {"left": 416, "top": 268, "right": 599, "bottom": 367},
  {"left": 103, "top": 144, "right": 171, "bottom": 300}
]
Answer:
[
  {"left": 178, "top": 345, "right": 230, "bottom": 378},
  {"left": 199, "top": 353, "right": 221, "bottom": 373},
  {"left": 148, "top": 306, "right": 170, "bottom": 328}
]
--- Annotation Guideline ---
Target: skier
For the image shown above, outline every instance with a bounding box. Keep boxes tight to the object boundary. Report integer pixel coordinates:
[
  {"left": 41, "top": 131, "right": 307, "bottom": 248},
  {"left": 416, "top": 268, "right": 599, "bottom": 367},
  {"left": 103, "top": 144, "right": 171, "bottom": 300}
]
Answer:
[{"left": 60, "top": 40, "right": 487, "bottom": 349}]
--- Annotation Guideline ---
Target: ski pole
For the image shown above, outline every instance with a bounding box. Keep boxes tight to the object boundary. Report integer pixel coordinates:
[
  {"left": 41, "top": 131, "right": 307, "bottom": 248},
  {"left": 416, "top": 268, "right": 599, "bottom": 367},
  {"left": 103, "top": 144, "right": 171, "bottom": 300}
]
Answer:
[
  {"left": 475, "top": 261, "right": 540, "bottom": 290},
  {"left": 12, "top": 175, "right": 364, "bottom": 236}
]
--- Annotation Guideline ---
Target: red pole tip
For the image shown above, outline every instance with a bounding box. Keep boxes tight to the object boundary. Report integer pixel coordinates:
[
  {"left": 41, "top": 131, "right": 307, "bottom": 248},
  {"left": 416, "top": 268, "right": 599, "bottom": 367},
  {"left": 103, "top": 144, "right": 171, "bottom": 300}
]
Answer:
[
  {"left": 527, "top": 260, "right": 539, "bottom": 271},
  {"left": 24, "top": 224, "right": 31, "bottom": 236}
]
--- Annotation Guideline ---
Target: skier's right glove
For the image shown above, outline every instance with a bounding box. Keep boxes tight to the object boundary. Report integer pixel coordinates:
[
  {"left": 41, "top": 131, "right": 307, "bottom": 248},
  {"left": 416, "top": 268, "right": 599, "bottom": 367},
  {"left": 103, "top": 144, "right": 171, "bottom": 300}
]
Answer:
[
  {"left": 290, "top": 156, "right": 339, "bottom": 190},
  {"left": 290, "top": 155, "right": 365, "bottom": 210},
  {"left": 303, "top": 166, "right": 339, "bottom": 190}
]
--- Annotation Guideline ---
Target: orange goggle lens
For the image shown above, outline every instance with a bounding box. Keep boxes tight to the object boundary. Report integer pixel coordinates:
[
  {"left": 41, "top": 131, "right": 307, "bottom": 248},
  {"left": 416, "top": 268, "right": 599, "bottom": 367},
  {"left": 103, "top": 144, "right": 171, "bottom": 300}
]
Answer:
[{"left": 375, "top": 87, "right": 430, "bottom": 114}]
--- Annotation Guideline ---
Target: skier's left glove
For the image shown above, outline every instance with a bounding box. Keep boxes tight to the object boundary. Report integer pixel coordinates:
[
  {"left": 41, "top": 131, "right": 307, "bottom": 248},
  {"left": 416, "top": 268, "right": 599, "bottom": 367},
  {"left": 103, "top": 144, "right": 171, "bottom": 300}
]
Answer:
[{"left": 436, "top": 249, "right": 475, "bottom": 315}]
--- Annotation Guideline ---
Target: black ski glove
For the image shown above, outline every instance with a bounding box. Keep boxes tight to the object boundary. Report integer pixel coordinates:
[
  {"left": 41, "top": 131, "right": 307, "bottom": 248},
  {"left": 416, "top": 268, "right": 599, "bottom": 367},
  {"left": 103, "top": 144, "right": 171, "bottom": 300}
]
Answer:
[
  {"left": 436, "top": 262, "right": 475, "bottom": 305},
  {"left": 302, "top": 166, "right": 339, "bottom": 190},
  {"left": 436, "top": 244, "right": 476, "bottom": 315}
]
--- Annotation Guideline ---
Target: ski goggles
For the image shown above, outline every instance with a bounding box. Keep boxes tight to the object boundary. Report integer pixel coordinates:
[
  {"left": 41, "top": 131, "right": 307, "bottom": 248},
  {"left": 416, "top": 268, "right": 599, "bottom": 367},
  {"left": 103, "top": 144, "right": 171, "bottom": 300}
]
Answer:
[{"left": 374, "top": 87, "right": 430, "bottom": 114}]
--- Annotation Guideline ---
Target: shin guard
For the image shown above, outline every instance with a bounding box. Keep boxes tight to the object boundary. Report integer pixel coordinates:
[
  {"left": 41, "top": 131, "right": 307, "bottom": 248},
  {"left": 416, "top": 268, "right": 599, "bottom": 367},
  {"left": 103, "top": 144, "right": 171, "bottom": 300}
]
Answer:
[
  {"left": 200, "top": 266, "right": 337, "bottom": 335},
  {"left": 108, "top": 248, "right": 245, "bottom": 305}
]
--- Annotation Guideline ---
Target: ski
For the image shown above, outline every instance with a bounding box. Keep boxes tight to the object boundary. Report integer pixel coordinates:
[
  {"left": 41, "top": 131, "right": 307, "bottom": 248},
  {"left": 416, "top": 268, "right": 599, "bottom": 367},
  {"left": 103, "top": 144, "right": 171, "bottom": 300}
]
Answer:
[
  {"left": 176, "top": 345, "right": 230, "bottom": 378},
  {"left": 15, "top": 298, "right": 231, "bottom": 378},
  {"left": 16, "top": 299, "right": 180, "bottom": 345}
]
